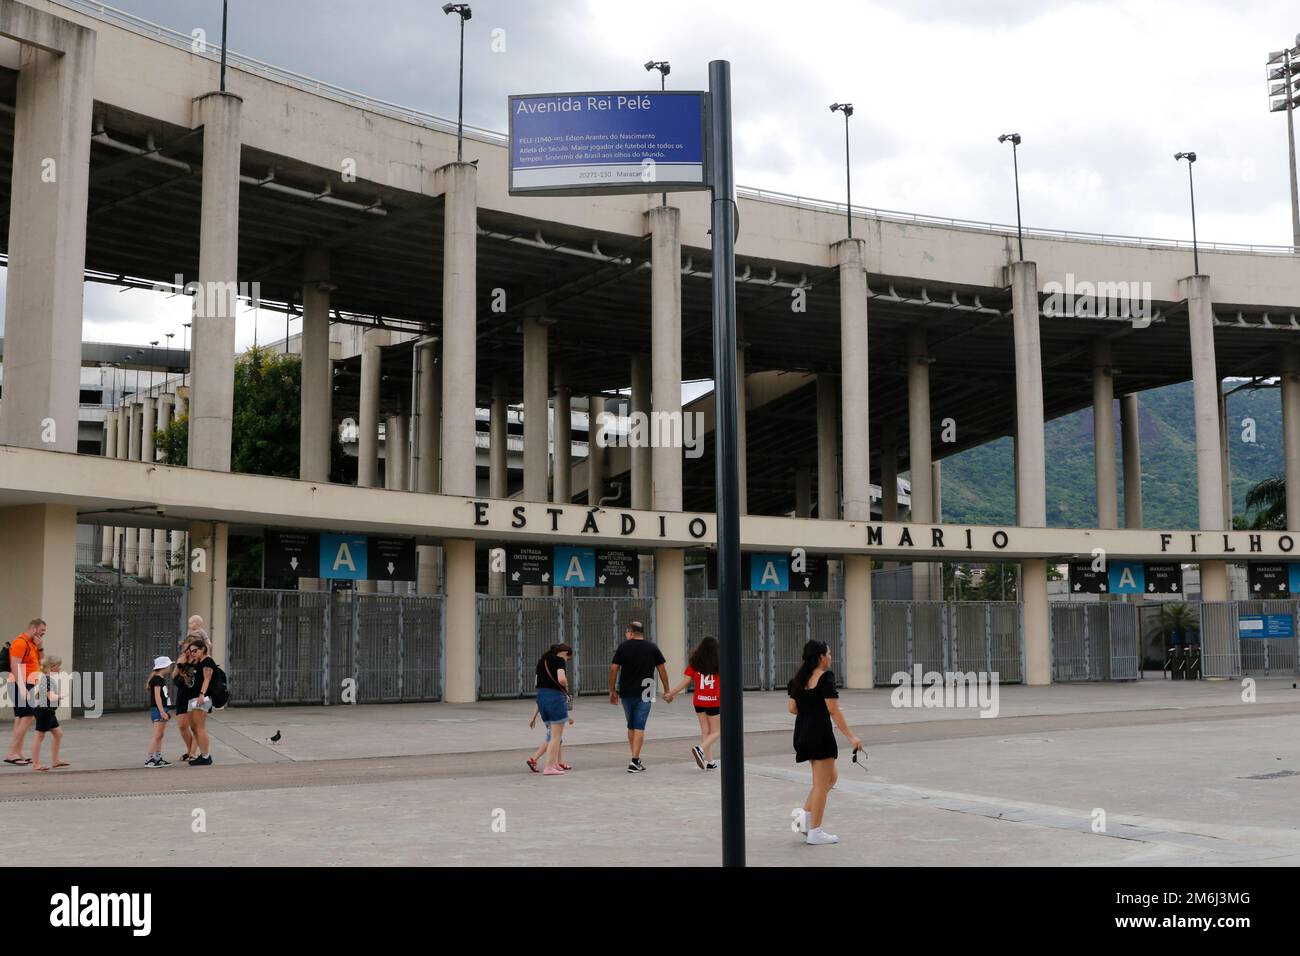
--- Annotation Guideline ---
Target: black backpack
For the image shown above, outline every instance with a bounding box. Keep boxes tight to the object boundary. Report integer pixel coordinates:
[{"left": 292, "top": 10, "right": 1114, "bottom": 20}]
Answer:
[
  {"left": 0, "top": 641, "right": 10, "bottom": 674},
  {"left": 207, "top": 663, "right": 230, "bottom": 710}
]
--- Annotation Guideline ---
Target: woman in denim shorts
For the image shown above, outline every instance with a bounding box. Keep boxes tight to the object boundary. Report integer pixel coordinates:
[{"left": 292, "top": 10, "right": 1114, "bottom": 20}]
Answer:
[{"left": 534, "top": 643, "right": 573, "bottom": 776}]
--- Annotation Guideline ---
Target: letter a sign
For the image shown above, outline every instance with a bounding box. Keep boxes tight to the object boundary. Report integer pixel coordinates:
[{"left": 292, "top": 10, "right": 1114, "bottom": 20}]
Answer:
[
  {"left": 553, "top": 546, "right": 595, "bottom": 588},
  {"left": 320, "top": 534, "right": 369, "bottom": 580}
]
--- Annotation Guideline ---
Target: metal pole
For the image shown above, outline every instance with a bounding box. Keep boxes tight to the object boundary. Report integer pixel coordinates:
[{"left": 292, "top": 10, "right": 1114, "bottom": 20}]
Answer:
[
  {"left": 843, "top": 110, "right": 852, "bottom": 239},
  {"left": 1012, "top": 142, "right": 1024, "bottom": 262},
  {"left": 457, "top": 15, "right": 465, "bottom": 163},
  {"left": 660, "top": 71, "right": 667, "bottom": 208},
  {"left": 1188, "top": 160, "right": 1199, "bottom": 276},
  {"left": 220, "top": 0, "right": 228, "bottom": 93},
  {"left": 1286, "top": 49, "right": 1300, "bottom": 249},
  {"left": 708, "top": 59, "right": 745, "bottom": 868}
]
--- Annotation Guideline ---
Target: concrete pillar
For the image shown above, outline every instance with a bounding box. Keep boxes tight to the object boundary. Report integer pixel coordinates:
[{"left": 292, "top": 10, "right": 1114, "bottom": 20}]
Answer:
[
  {"left": 588, "top": 395, "right": 606, "bottom": 505},
  {"left": 649, "top": 205, "right": 682, "bottom": 513},
  {"left": 125, "top": 402, "right": 141, "bottom": 575},
  {"left": 631, "top": 355, "right": 652, "bottom": 509},
  {"left": 816, "top": 375, "right": 839, "bottom": 519},
  {"left": 907, "top": 326, "right": 935, "bottom": 601},
  {"left": 1181, "top": 274, "right": 1229, "bottom": 601},
  {"left": 1092, "top": 339, "right": 1118, "bottom": 529},
  {"left": 151, "top": 396, "right": 171, "bottom": 584},
  {"left": 111, "top": 406, "right": 129, "bottom": 570},
  {"left": 880, "top": 424, "right": 899, "bottom": 522},
  {"left": 187, "top": 92, "right": 242, "bottom": 473},
  {"left": 843, "top": 554, "right": 873, "bottom": 688},
  {"left": 140, "top": 397, "right": 157, "bottom": 579},
  {"left": 795, "top": 460, "right": 812, "bottom": 517},
  {"left": 490, "top": 377, "right": 508, "bottom": 498},
  {"left": 300, "top": 246, "right": 332, "bottom": 483},
  {"left": 523, "top": 315, "right": 549, "bottom": 503},
  {"left": 737, "top": 333, "right": 748, "bottom": 514},
  {"left": 100, "top": 414, "right": 118, "bottom": 565},
  {"left": 384, "top": 414, "right": 408, "bottom": 491},
  {"left": 1121, "top": 393, "right": 1143, "bottom": 528},
  {"left": 416, "top": 339, "right": 442, "bottom": 595},
  {"left": 186, "top": 521, "right": 229, "bottom": 665},
  {"left": 440, "top": 162, "right": 478, "bottom": 499},
  {"left": 0, "top": 23, "right": 95, "bottom": 452},
  {"left": 656, "top": 547, "right": 686, "bottom": 678},
  {"left": 1283, "top": 347, "right": 1300, "bottom": 530},
  {"left": 443, "top": 538, "right": 477, "bottom": 702},
  {"left": 1218, "top": 384, "right": 1233, "bottom": 530},
  {"left": 1011, "top": 261, "right": 1050, "bottom": 684},
  {"left": 0, "top": 505, "right": 77, "bottom": 716},
  {"left": 357, "top": 328, "right": 385, "bottom": 489},
  {"left": 553, "top": 367, "right": 571, "bottom": 503},
  {"left": 932, "top": 460, "right": 942, "bottom": 523}
]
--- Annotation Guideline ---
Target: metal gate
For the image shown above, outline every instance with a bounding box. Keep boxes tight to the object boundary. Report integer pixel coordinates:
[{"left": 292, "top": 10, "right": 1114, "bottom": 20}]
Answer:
[
  {"left": 72, "top": 584, "right": 187, "bottom": 712},
  {"left": 227, "top": 589, "right": 443, "bottom": 705},
  {"left": 1200, "top": 601, "right": 1241, "bottom": 678},
  {"left": 1049, "top": 603, "right": 1140, "bottom": 681},
  {"left": 686, "top": 596, "right": 846, "bottom": 692},
  {"left": 873, "top": 601, "right": 1022, "bottom": 686},
  {"left": 1237, "top": 600, "right": 1299, "bottom": 675}
]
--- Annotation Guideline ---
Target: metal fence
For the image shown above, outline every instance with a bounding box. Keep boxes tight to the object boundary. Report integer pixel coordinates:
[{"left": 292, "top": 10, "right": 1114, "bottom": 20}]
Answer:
[
  {"left": 72, "top": 584, "right": 187, "bottom": 712},
  {"left": 1049, "top": 603, "right": 1140, "bottom": 681},
  {"left": 874, "top": 601, "right": 1024, "bottom": 685},
  {"left": 226, "top": 589, "right": 444, "bottom": 705},
  {"left": 477, "top": 594, "right": 654, "bottom": 699},
  {"left": 1235, "top": 600, "right": 1298, "bottom": 676},
  {"left": 1199, "top": 601, "right": 1243, "bottom": 678},
  {"left": 685, "top": 596, "right": 846, "bottom": 692}
]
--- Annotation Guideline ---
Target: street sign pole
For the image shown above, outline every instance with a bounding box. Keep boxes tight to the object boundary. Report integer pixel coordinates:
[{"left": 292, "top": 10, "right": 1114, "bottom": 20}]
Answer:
[{"left": 708, "top": 59, "right": 745, "bottom": 868}]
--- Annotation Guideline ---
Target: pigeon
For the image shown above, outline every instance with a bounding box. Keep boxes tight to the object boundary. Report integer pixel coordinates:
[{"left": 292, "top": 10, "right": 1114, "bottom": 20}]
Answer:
[{"left": 269, "top": 730, "right": 282, "bottom": 744}]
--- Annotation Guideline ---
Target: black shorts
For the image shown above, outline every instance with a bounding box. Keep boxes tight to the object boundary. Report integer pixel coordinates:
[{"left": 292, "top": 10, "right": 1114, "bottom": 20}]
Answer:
[
  {"left": 174, "top": 695, "right": 190, "bottom": 715},
  {"left": 10, "top": 683, "right": 35, "bottom": 718},
  {"left": 694, "top": 705, "right": 720, "bottom": 717},
  {"left": 34, "top": 710, "right": 59, "bottom": 733}
]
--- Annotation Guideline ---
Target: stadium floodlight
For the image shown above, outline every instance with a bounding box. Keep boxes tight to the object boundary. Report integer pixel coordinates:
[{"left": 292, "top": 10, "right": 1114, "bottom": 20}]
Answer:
[
  {"left": 830, "top": 103, "right": 854, "bottom": 239},
  {"left": 1175, "top": 152, "right": 1200, "bottom": 276},
  {"left": 1266, "top": 35, "right": 1300, "bottom": 249},
  {"left": 442, "top": 4, "right": 473, "bottom": 162},
  {"left": 998, "top": 133, "right": 1024, "bottom": 261}
]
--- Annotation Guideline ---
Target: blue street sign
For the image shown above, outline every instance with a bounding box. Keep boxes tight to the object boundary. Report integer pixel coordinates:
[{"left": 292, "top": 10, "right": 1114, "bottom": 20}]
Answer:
[
  {"left": 1240, "top": 613, "right": 1296, "bottom": 638},
  {"left": 1108, "top": 560, "right": 1145, "bottom": 595},
  {"left": 508, "top": 91, "right": 707, "bottom": 196},
  {"left": 553, "top": 546, "right": 596, "bottom": 588},
  {"left": 749, "top": 553, "right": 789, "bottom": 591},
  {"left": 319, "top": 534, "right": 368, "bottom": 580}
]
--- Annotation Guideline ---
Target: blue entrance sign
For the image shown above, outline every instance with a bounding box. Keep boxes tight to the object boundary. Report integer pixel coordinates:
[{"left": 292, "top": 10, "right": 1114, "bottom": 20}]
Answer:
[
  {"left": 1240, "top": 613, "right": 1295, "bottom": 638},
  {"left": 1108, "top": 560, "right": 1145, "bottom": 595},
  {"left": 553, "top": 546, "right": 596, "bottom": 588},
  {"left": 749, "top": 553, "right": 789, "bottom": 591},
  {"left": 319, "top": 534, "right": 369, "bottom": 580},
  {"left": 508, "top": 91, "right": 707, "bottom": 196}
]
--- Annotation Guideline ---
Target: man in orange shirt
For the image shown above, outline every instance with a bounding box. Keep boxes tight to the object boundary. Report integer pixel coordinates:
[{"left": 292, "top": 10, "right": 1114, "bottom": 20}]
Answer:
[{"left": 4, "top": 618, "right": 45, "bottom": 766}]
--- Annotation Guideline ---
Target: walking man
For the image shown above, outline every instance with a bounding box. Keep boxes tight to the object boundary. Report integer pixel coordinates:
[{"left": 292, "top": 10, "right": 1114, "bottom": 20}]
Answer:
[
  {"left": 609, "top": 620, "right": 670, "bottom": 773},
  {"left": 4, "top": 618, "right": 45, "bottom": 766}
]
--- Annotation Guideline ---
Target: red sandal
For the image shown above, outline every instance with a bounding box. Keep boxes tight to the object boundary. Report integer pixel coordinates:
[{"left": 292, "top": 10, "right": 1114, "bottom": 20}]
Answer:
[{"left": 526, "top": 757, "right": 540, "bottom": 773}]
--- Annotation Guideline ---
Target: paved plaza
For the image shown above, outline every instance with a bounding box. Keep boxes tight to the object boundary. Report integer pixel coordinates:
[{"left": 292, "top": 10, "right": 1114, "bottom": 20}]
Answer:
[{"left": 3, "top": 677, "right": 1300, "bottom": 866}]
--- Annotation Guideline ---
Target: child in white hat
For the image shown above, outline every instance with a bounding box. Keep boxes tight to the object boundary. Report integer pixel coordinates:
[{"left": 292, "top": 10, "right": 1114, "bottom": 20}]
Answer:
[{"left": 146, "top": 655, "right": 175, "bottom": 768}]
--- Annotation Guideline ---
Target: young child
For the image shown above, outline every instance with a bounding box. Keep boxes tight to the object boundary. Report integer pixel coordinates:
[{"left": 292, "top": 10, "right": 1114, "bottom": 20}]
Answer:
[
  {"left": 146, "top": 655, "right": 174, "bottom": 768},
  {"left": 30, "top": 656, "right": 66, "bottom": 772},
  {"left": 526, "top": 704, "right": 575, "bottom": 773}
]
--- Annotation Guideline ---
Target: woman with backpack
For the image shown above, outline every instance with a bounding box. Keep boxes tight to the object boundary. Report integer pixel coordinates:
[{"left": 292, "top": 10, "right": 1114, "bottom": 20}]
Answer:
[{"left": 186, "top": 637, "right": 222, "bottom": 767}]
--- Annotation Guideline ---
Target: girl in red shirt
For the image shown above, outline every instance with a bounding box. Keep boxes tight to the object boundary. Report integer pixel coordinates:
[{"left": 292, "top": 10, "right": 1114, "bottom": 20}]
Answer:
[{"left": 665, "top": 636, "right": 720, "bottom": 770}]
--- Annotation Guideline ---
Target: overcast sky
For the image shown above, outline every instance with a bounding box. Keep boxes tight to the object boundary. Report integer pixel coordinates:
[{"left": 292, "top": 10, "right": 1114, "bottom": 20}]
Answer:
[{"left": 6, "top": 0, "right": 1300, "bottom": 349}]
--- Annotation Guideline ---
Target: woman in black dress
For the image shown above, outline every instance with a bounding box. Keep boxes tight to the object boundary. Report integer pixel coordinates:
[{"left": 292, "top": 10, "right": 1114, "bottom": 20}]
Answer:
[{"left": 787, "top": 640, "right": 862, "bottom": 846}]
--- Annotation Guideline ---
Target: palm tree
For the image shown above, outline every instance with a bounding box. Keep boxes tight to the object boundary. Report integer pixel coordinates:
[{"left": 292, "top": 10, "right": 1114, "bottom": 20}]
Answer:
[
  {"left": 1142, "top": 601, "right": 1200, "bottom": 668},
  {"left": 1241, "top": 474, "right": 1286, "bottom": 530}
]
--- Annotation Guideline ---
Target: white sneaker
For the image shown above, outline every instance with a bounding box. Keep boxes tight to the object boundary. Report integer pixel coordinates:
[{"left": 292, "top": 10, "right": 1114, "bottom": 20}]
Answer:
[
  {"left": 791, "top": 808, "right": 810, "bottom": 834},
  {"left": 806, "top": 827, "right": 839, "bottom": 845}
]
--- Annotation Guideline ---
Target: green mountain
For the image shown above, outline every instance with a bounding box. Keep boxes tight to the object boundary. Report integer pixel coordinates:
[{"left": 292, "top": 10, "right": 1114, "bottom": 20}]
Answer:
[{"left": 937, "top": 379, "right": 1282, "bottom": 529}]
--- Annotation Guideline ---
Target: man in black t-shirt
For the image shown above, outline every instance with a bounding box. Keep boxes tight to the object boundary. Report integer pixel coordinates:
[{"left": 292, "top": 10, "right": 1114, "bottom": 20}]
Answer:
[{"left": 608, "top": 621, "right": 669, "bottom": 773}]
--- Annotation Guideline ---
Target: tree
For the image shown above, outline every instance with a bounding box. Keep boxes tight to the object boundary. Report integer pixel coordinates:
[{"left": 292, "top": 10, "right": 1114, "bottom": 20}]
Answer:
[
  {"left": 155, "top": 348, "right": 351, "bottom": 587},
  {"left": 1239, "top": 474, "right": 1285, "bottom": 530}
]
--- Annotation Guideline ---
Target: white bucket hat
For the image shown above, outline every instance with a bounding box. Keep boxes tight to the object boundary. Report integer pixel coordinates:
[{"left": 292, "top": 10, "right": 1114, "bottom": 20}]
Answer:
[{"left": 152, "top": 656, "right": 174, "bottom": 670}]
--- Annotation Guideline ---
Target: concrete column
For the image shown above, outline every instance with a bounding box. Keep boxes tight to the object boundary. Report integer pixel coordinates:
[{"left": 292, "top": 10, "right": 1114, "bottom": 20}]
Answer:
[
  {"left": 1011, "top": 261, "right": 1050, "bottom": 684},
  {"left": 443, "top": 538, "right": 477, "bottom": 702},
  {"left": 1218, "top": 384, "right": 1233, "bottom": 530},
  {"left": 795, "top": 460, "right": 812, "bottom": 517},
  {"left": 100, "top": 414, "right": 118, "bottom": 565},
  {"left": 416, "top": 339, "right": 442, "bottom": 595},
  {"left": 140, "top": 397, "right": 157, "bottom": 579},
  {"left": 169, "top": 530, "right": 184, "bottom": 587},
  {"left": 1181, "top": 274, "right": 1229, "bottom": 601},
  {"left": 440, "top": 162, "right": 478, "bottom": 499},
  {"left": 523, "top": 315, "right": 549, "bottom": 503},
  {"left": 187, "top": 92, "right": 243, "bottom": 473},
  {"left": 737, "top": 333, "right": 748, "bottom": 514},
  {"left": 816, "top": 374, "right": 839, "bottom": 519},
  {"left": 1092, "top": 339, "right": 1118, "bottom": 529},
  {"left": 0, "top": 24, "right": 95, "bottom": 452},
  {"left": 1121, "top": 393, "right": 1144, "bottom": 528},
  {"left": 151, "top": 396, "right": 171, "bottom": 584},
  {"left": 186, "top": 521, "right": 229, "bottom": 665},
  {"left": 880, "top": 424, "right": 899, "bottom": 522},
  {"left": 357, "top": 328, "right": 385, "bottom": 489},
  {"left": 553, "top": 367, "right": 571, "bottom": 503},
  {"left": 112, "top": 406, "right": 128, "bottom": 570},
  {"left": 650, "top": 205, "right": 682, "bottom": 512},
  {"left": 300, "top": 246, "right": 332, "bottom": 483},
  {"left": 932, "top": 460, "right": 943, "bottom": 523},
  {"left": 907, "top": 326, "right": 935, "bottom": 601},
  {"left": 843, "top": 554, "right": 873, "bottom": 688},
  {"left": 490, "top": 377, "right": 508, "bottom": 498},
  {"left": 0, "top": 505, "right": 77, "bottom": 717},
  {"left": 385, "top": 414, "right": 408, "bottom": 491},
  {"left": 1283, "top": 347, "right": 1300, "bottom": 530},
  {"left": 656, "top": 547, "right": 686, "bottom": 678},
  {"left": 588, "top": 395, "right": 606, "bottom": 505},
  {"left": 125, "top": 403, "right": 141, "bottom": 575},
  {"left": 630, "top": 355, "right": 652, "bottom": 509}
]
